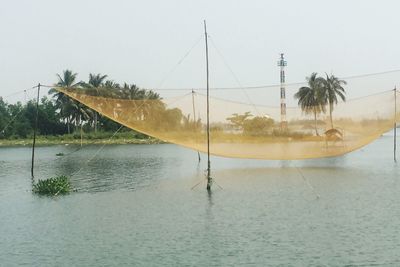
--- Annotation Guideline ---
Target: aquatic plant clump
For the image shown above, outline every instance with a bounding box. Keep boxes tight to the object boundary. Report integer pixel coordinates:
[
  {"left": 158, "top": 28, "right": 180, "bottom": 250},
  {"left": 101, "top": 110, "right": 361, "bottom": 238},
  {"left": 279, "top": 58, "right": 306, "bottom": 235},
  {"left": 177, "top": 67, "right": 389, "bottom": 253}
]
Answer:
[{"left": 33, "top": 175, "right": 71, "bottom": 196}]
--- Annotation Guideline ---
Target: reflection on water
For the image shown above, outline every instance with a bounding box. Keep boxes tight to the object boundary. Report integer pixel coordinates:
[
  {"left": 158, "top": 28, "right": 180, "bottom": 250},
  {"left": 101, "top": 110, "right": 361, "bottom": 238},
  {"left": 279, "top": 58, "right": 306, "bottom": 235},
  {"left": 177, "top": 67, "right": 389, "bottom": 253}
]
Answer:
[{"left": 0, "top": 136, "right": 400, "bottom": 266}]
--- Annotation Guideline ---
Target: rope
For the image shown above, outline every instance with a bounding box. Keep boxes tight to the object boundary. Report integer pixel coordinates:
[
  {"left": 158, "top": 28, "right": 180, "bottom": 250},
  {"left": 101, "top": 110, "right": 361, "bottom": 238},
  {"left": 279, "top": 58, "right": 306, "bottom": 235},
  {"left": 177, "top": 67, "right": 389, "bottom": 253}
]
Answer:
[
  {"left": 43, "top": 83, "right": 396, "bottom": 106},
  {"left": 64, "top": 91, "right": 191, "bottom": 179},
  {"left": 0, "top": 89, "right": 35, "bottom": 136},
  {"left": 295, "top": 167, "right": 320, "bottom": 200},
  {"left": 191, "top": 169, "right": 223, "bottom": 191},
  {"left": 2, "top": 86, "right": 37, "bottom": 99},
  {"left": 156, "top": 35, "right": 203, "bottom": 89},
  {"left": 144, "top": 69, "right": 400, "bottom": 91},
  {"left": 49, "top": 135, "right": 109, "bottom": 164},
  {"left": 195, "top": 88, "right": 395, "bottom": 109},
  {"left": 208, "top": 36, "right": 262, "bottom": 116},
  {"left": 0, "top": 108, "right": 25, "bottom": 136},
  {"left": 69, "top": 125, "right": 124, "bottom": 177},
  {"left": 26, "top": 68, "right": 400, "bottom": 93},
  {"left": 2, "top": 67, "right": 400, "bottom": 100}
]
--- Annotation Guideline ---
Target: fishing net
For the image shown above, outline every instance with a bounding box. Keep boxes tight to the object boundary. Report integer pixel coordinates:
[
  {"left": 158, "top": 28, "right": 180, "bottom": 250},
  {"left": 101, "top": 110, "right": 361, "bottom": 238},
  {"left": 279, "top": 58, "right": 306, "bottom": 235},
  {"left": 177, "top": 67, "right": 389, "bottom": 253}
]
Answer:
[{"left": 55, "top": 83, "right": 399, "bottom": 160}]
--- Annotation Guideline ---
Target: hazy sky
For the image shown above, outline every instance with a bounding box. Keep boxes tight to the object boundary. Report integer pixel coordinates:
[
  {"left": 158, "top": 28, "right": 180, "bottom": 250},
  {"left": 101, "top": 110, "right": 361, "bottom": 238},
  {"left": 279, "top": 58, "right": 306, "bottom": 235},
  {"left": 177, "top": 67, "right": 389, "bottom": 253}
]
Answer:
[{"left": 1, "top": 0, "right": 400, "bottom": 104}]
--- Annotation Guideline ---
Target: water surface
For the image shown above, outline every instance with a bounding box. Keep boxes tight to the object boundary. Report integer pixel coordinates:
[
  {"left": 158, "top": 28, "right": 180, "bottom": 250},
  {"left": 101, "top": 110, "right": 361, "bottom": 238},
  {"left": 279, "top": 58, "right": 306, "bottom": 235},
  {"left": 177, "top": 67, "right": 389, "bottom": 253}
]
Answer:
[{"left": 0, "top": 134, "right": 399, "bottom": 266}]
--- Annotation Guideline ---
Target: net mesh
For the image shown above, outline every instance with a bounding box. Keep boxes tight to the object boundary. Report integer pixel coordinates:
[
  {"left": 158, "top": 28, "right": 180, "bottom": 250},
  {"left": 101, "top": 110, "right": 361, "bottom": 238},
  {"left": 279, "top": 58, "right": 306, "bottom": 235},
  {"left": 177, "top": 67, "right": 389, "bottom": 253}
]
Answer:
[{"left": 55, "top": 86, "right": 399, "bottom": 160}]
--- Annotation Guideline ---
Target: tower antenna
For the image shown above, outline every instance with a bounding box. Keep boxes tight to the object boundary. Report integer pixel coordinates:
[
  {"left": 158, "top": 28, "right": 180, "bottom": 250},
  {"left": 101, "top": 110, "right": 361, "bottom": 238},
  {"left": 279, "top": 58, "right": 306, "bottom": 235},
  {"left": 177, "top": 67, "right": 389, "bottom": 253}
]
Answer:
[{"left": 278, "top": 53, "right": 287, "bottom": 131}]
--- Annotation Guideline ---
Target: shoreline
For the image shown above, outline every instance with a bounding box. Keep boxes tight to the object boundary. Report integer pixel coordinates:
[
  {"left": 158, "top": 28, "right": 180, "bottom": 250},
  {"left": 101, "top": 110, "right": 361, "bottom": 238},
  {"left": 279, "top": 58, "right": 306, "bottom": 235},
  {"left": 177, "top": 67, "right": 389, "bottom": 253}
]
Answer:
[{"left": 0, "top": 137, "right": 163, "bottom": 147}]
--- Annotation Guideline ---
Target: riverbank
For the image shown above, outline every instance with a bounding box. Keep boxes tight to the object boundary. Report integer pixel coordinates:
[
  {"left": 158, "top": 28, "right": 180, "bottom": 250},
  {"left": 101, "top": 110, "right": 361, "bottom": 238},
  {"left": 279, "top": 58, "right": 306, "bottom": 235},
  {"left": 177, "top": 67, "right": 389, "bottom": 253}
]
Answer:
[{"left": 0, "top": 132, "right": 163, "bottom": 147}]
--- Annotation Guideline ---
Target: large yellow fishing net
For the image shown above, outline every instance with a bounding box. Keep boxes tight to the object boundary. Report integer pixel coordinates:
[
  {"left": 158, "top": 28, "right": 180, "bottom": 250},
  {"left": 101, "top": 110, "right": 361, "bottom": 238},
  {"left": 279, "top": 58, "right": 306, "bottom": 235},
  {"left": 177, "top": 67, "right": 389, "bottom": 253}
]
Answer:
[{"left": 56, "top": 82, "right": 399, "bottom": 160}]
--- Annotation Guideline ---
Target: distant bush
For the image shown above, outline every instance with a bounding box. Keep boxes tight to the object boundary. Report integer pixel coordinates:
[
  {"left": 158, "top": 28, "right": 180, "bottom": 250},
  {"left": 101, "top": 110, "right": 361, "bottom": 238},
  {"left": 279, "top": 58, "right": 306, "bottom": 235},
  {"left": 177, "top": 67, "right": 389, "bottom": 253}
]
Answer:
[{"left": 243, "top": 116, "right": 274, "bottom": 136}]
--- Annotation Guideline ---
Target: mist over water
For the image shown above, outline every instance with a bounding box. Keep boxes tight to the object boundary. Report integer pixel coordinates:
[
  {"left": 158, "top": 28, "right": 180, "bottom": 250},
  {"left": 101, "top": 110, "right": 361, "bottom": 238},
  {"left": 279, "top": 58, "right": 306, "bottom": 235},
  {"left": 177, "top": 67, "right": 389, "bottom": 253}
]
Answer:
[{"left": 0, "top": 133, "right": 399, "bottom": 266}]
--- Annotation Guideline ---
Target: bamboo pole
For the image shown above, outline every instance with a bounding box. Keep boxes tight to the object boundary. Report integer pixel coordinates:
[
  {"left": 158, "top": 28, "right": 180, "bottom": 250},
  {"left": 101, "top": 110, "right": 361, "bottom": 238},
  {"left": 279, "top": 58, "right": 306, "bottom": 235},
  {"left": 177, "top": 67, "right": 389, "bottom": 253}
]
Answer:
[
  {"left": 31, "top": 83, "right": 40, "bottom": 178},
  {"left": 192, "top": 90, "right": 201, "bottom": 162},
  {"left": 204, "top": 20, "right": 212, "bottom": 191}
]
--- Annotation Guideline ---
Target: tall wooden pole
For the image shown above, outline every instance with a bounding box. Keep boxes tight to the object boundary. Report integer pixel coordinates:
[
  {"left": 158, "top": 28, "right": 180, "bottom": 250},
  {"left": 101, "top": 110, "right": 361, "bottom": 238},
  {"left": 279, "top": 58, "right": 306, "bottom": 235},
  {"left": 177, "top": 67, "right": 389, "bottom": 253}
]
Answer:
[
  {"left": 31, "top": 83, "right": 41, "bottom": 178},
  {"left": 192, "top": 90, "right": 201, "bottom": 162},
  {"left": 204, "top": 20, "right": 212, "bottom": 191},
  {"left": 394, "top": 87, "right": 397, "bottom": 162}
]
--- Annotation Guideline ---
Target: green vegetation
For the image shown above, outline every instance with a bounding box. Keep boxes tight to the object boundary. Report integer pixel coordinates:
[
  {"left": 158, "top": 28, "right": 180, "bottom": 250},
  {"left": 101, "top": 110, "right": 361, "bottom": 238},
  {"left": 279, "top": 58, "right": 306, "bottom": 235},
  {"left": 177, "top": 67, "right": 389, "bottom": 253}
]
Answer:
[
  {"left": 226, "top": 112, "right": 275, "bottom": 136},
  {"left": 226, "top": 112, "right": 253, "bottom": 130},
  {"left": 324, "top": 74, "right": 347, "bottom": 128},
  {"left": 33, "top": 175, "right": 71, "bottom": 196},
  {"left": 1, "top": 69, "right": 348, "bottom": 143},
  {"left": 0, "top": 69, "right": 162, "bottom": 142},
  {"left": 243, "top": 116, "right": 274, "bottom": 136},
  {"left": 225, "top": 112, "right": 314, "bottom": 140},
  {"left": 294, "top": 72, "right": 346, "bottom": 135}
]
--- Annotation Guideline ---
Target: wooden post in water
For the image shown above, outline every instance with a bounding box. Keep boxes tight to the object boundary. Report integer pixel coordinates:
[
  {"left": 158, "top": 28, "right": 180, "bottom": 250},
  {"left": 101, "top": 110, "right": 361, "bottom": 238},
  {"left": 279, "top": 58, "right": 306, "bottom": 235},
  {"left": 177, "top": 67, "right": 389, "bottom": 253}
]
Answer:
[
  {"left": 394, "top": 87, "right": 397, "bottom": 162},
  {"left": 80, "top": 115, "right": 83, "bottom": 147},
  {"left": 204, "top": 20, "right": 212, "bottom": 191},
  {"left": 192, "top": 90, "right": 201, "bottom": 162},
  {"left": 31, "top": 83, "right": 41, "bottom": 178}
]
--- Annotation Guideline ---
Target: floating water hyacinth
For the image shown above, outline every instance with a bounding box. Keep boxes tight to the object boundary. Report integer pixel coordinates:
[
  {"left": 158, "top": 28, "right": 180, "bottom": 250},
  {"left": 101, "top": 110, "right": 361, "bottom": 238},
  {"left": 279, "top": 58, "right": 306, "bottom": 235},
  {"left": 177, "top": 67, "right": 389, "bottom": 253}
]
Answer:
[{"left": 33, "top": 175, "right": 71, "bottom": 196}]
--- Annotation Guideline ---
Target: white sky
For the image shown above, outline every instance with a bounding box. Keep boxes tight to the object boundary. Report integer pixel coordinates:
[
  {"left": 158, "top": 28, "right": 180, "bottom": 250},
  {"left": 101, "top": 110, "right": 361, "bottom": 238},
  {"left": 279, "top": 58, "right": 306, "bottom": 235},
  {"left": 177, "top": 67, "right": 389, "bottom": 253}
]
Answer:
[{"left": 1, "top": 0, "right": 400, "bottom": 105}]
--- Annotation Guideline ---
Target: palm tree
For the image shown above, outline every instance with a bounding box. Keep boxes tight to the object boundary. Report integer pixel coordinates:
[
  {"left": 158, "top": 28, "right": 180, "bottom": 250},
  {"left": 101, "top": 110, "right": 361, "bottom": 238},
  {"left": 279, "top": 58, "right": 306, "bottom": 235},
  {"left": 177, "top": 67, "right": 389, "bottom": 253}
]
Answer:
[
  {"left": 85, "top": 73, "right": 108, "bottom": 133},
  {"left": 120, "top": 83, "right": 147, "bottom": 120},
  {"left": 323, "top": 74, "right": 346, "bottom": 129},
  {"left": 295, "top": 73, "right": 326, "bottom": 135},
  {"left": 145, "top": 90, "right": 160, "bottom": 100},
  {"left": 104, "top": 80, "right": 121, "bottom": 98},
  {"left": 120, "top": 83, "right": 145, "bottom": 100},
  {"left": 88, "top": 73, "right": 108, "bottom": 88},
  {"left": 104, "top": 80, "right": 120, "bottom": 89},
  {"left": 50, "top": 70, "right": 82, "bottom": 134}
]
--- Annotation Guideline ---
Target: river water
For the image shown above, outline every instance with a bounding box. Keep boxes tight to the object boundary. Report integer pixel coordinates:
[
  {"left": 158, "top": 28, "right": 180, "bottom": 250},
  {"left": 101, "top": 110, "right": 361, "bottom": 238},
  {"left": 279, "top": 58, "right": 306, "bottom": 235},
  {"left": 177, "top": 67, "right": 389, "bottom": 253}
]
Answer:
[{"left": 0, "top": 134, "right": 399, "bottom": 266}]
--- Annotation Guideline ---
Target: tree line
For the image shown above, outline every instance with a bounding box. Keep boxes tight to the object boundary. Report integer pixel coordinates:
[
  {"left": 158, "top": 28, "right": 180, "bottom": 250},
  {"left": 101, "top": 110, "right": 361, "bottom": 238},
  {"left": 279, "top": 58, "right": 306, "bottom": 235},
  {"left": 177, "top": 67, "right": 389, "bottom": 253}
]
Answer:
[
  {"left": 0, "top": 70, "right": 160, "bottom": 139},
  {"left": 1, "top": 70, "right": 346, "bottom": 139}
]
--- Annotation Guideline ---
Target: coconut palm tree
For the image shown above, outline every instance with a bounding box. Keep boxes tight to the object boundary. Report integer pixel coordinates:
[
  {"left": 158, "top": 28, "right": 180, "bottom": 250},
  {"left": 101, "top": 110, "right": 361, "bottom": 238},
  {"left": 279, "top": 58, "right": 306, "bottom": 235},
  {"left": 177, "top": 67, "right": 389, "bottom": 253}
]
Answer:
[
  {"left": 88, "top": 73, "right": 108, "bottom": 88},
  {"left": 50, "top": 70, "right": 82, "bottom": 134},
  {"left": 104, "top": 80, "right": 120, "bottom": 89},
  {"left": 145, "top": 90, "right": 160, "bottom": 100},
  {"left": 56, "top": 70, "right": 80, "bottom": 88},
  {"left": 84, "top": 73, "right": 108, "bottom": 133},
  {"left": 104, "top": 80, "right": 121, "bottom": 98},
  {"left": 120, "top": 83, "right": 147, "bottom": 120},
  {"left": 295, "top": 73, "right": 326, "bottom": 135},
  {"left": 120, "top": 83, "right": 144, "bottom": 100},
  {"left": 323, "top": 74, "right": 346, "bottom": 129}
]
